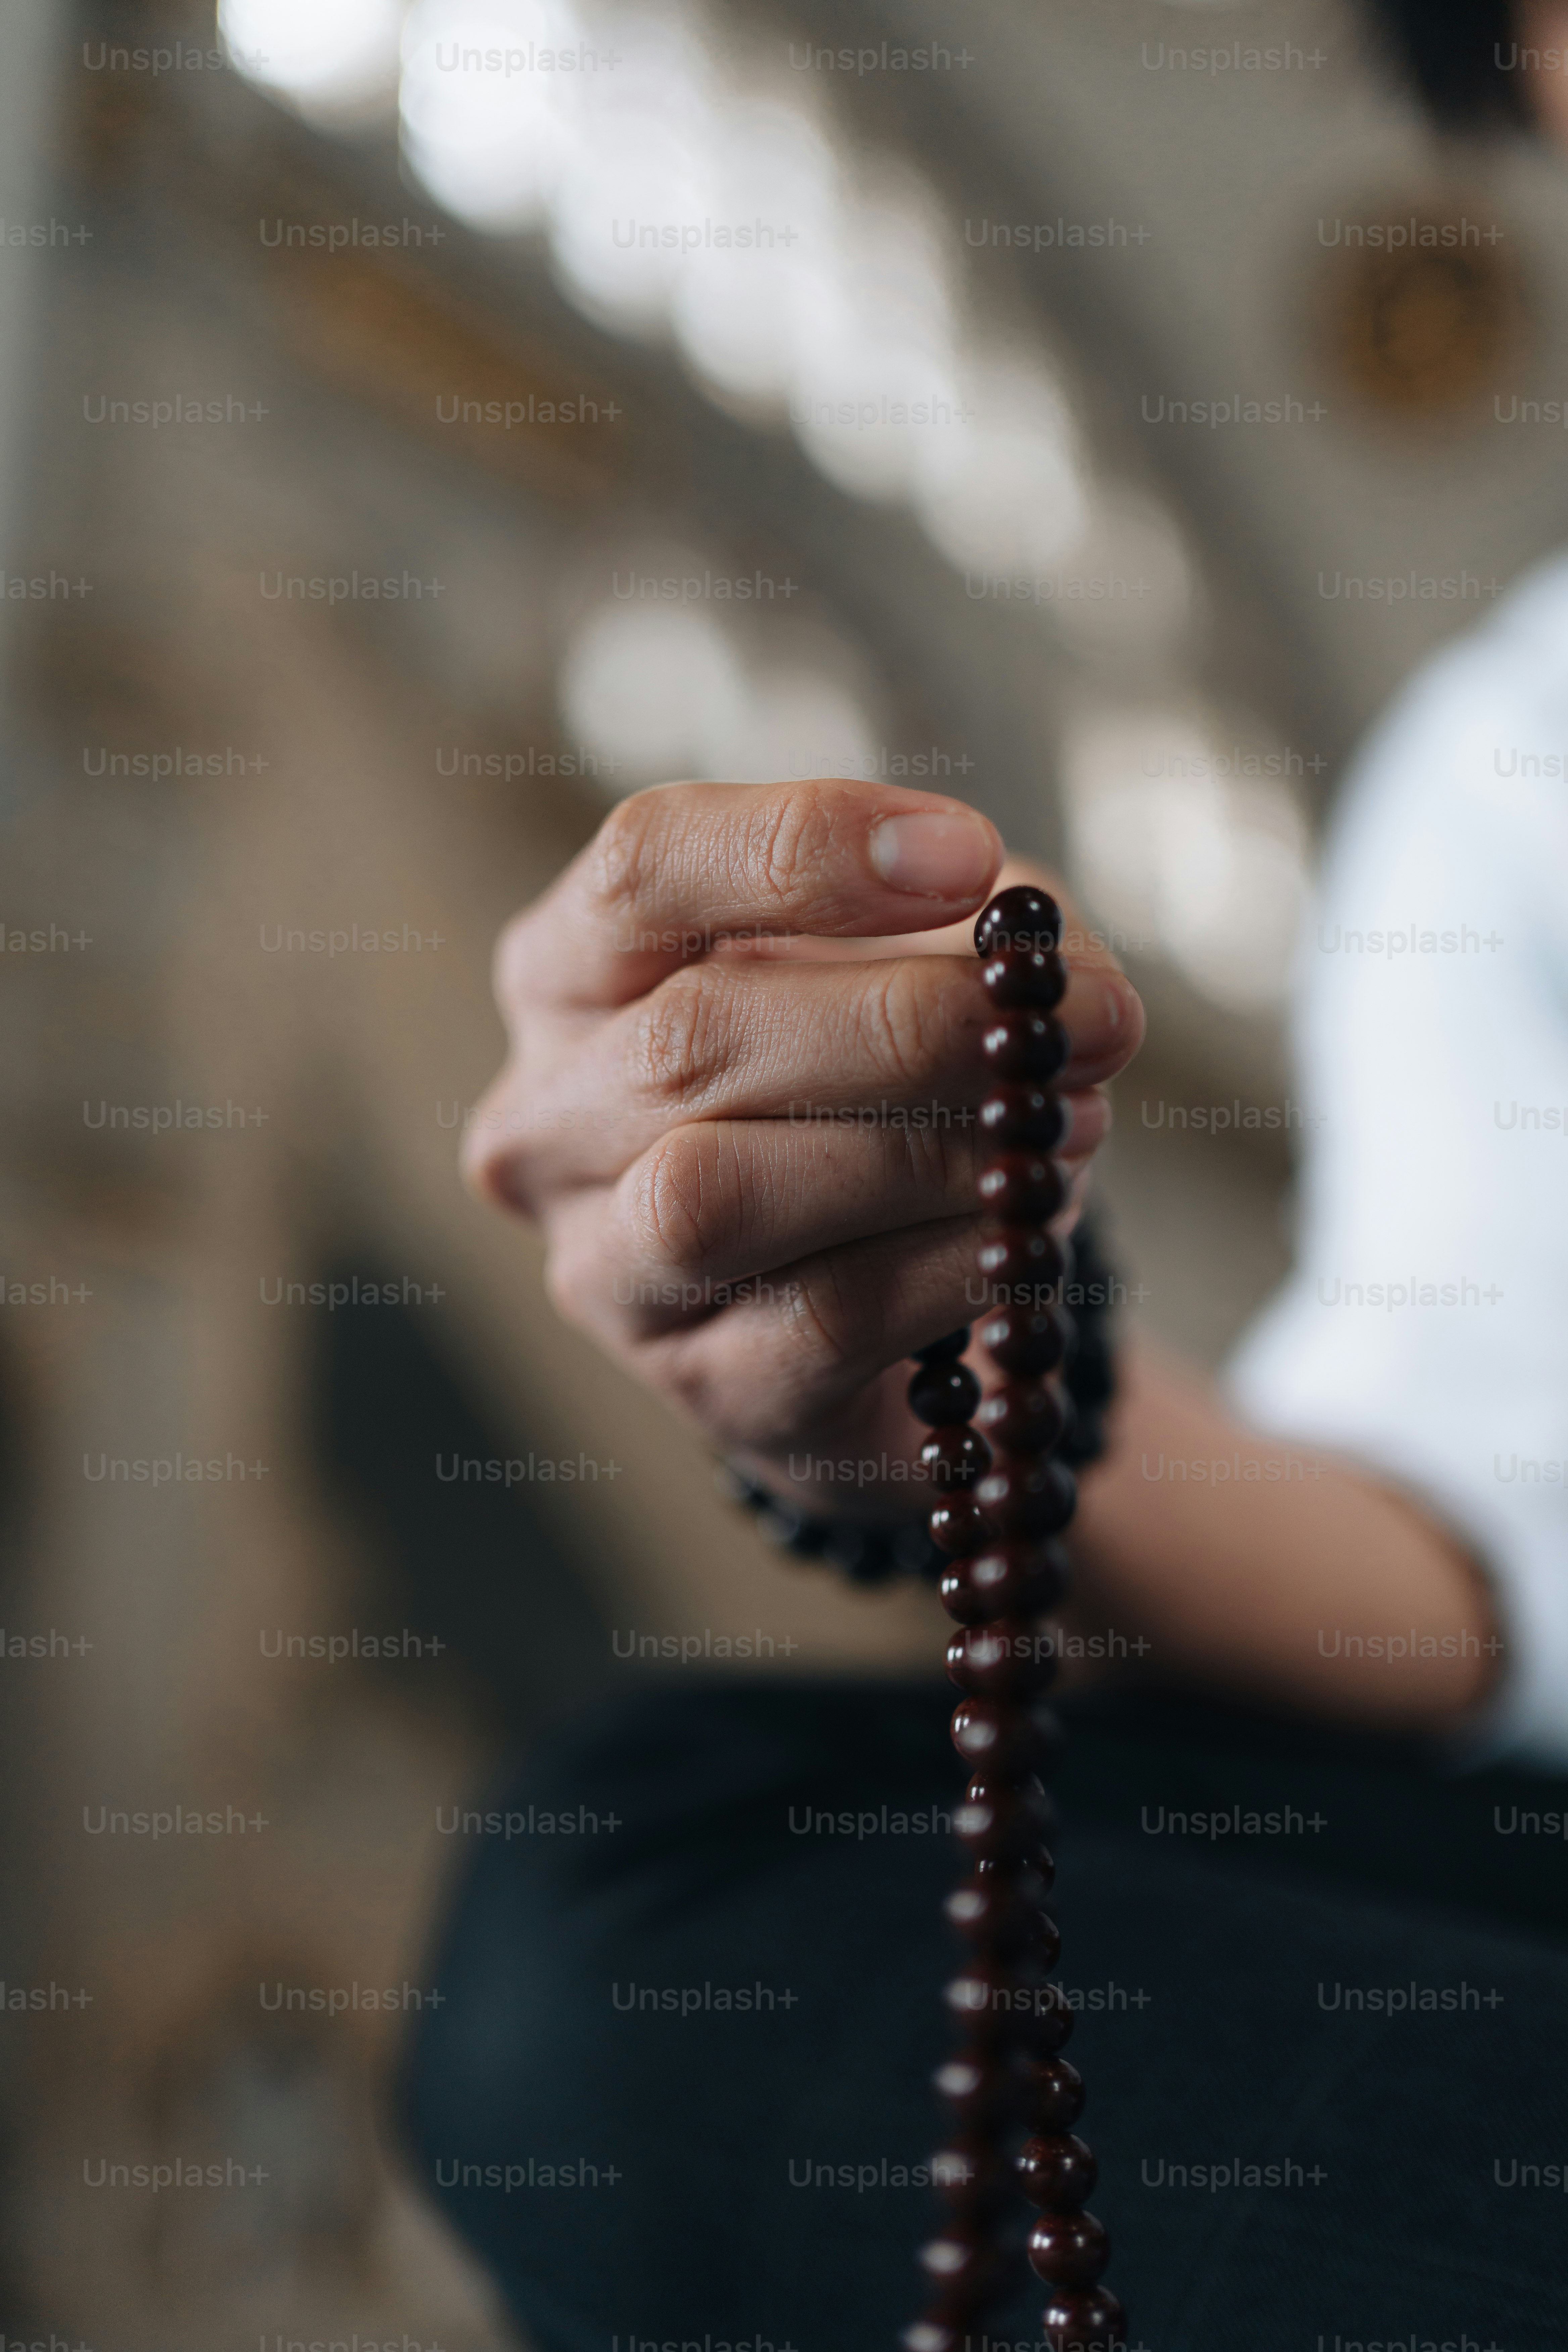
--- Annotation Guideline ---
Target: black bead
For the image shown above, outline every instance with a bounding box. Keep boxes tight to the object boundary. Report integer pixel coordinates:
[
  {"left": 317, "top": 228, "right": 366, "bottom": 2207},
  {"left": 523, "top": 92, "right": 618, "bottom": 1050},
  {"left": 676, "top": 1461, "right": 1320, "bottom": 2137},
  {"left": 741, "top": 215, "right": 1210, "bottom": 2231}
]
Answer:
[
  {"left": 909, "top": 1360, "right": 983, "bottom": 1427},
  {"left": 975, "top": 884, "right": 1064, "bottom": 958},
  {"left": 915, "top": 1327, "right": 971, "bottom": 1365}
]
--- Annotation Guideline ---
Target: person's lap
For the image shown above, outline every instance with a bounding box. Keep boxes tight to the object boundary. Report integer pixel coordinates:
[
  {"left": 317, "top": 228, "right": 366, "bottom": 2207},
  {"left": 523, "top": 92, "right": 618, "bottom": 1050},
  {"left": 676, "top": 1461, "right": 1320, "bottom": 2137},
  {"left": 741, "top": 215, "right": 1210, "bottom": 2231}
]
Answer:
[{"left": 402, "top": 1681, "right": 1568, "bottom": 2352}]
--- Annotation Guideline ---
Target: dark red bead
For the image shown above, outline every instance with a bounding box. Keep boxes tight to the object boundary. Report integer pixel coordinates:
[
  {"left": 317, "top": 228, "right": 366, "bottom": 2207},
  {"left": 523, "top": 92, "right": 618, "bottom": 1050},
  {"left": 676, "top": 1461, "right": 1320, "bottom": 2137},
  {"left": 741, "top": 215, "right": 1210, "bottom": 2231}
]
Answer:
[
  {"left": 972, "top": 1849, "right": 1056, "bottom": 1896},
  {"left": 932, "top": 2046, "right": 1019, "bottom": 2129},
  {"left": 1016, "top": 2055, "right": 1085, "bottom": 2135},
  {"left": 977, "top": 1225, "right": 1067, "bottom": 1294},
  {"left": 1028, "top": 2209, "right": 1111, "bottom": 2290},
  {"left": 974, "top": 1380, "right": 1068, "bottom": 1457},
  {"left": 916, "top": 2221, "right": 1011, "bottom": 2308},
  {"left": 953, "top": 1539, "right": 1071, "bottom": 1620},
  {"left": 950, "top": 1696, "right": 1055, "bottom": 1772},
  {"left": 909, "top": 1360, "right": 983, "bottom": 1426},
  {"left": 978, "top": 1303, "right": 1073, "bottom": 1376},
  {"left": 975, "top": 1460, "right": 1077, "bottom": 1539},
  {"left": 943, "top": 1958, "right": 1044, "bottom": 2037},
  {"left": 903, "top": 894, "right": 1125, "bottom": 2350},
  {"left": 946, "top": 1901, "right": 1058, "bottom": 1974},
  {"left": 974, "top": 884, "right": 1064, "bottom": 958},
  {"left": 981, "top": 946, "right": 1068, "bottom": 1010},
  {"left": 982, "top": 1013, "right": 1071, "bottom": 1082},
  {"left": 944, "top": 1864, "right": 1057, "bottom": 1948},
  {"left": 1039, "top": 2285, "right": 1128, "bottom": 2352},
  {"left": 947, "top": 1965, "right": 1074, "bottom": 2056},
  {"left": 920, "top": 1426, "right": 992, "bottom": 1491},
  {"left": 900, "top": 2325, "right": 959, "bottom": 2352},
  {"left": 977, "top": 1151, "right": 1069, "bottom": 1222},
  {"left": 942, "top": 1553, "right": 1042, "bottom": 1625},
  {"left": 1010, "top": 1907, "right": 1062, "bottom": 1974},
  {"left": 914, "top": 1327, "right": 971, "bottom": 1365},
  {"left": 931, "top": 2135, "right": 1017, "bottom": 2213},
  {"left": 978, "top": 1083, "right": 1070, "bottom": 1152},
  {"left": 947, "top": 1618, "right": 1057, "bottom": 1699},
  {"left": 928, "top": 1497, "right": 990, "bottom": 1558},
  {"left": 901, "top": 2325, "right": 963, "bottom": 2352},
  {"left": 954, "top": 1775, "right": 1053, "bottom": 1864},
  {"left": 1018, "top": 2132, "right": 1097, "bottom": 2209},
  {"left": 940, "top": 1562, "right": 991, "bottom": 1625}
]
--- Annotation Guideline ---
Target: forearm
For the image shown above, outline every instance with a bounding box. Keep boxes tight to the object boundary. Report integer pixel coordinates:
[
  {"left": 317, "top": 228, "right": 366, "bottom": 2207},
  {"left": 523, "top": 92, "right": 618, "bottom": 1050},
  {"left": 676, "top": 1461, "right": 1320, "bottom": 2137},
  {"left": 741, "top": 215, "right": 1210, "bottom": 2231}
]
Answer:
[{"left": 1068, "top": 1336, "right": 1503, "bottom": 1727}]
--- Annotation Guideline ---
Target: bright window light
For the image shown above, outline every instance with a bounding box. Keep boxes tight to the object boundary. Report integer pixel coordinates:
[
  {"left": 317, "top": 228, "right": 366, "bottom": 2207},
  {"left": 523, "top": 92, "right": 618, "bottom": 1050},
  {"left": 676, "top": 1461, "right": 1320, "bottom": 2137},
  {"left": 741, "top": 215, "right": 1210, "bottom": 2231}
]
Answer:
[
  {"left": 399, "top": 0, "right": 584, "bottom": 231},
  {"left": 1061, "top": 709, "right": 1309, "bottom": 1012},
  {"left": 557, "top": 600, "right": 749, "bottom": 784},
  {"left": 915, "top": 355, "right": 1086, "bottom": 574},
  {"left": 559, "top": 565, "right": 883, "bottom": 794},
  {"left": 220, "top": 0, "right": 406, "bottom": 114},
  {"left": 716, "top": 664, "right": 882, "bottom": 786},
  {"left": 668, "top": 97, "right": 839, "bottom": 406}
]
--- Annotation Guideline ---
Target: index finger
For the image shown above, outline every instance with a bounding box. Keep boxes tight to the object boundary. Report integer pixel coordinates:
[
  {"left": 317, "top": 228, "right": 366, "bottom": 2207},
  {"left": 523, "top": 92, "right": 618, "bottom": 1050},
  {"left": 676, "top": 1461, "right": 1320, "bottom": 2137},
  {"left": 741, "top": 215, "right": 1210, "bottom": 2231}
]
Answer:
[{"left": 496, "top": 776, "right": 1004, "bottom": 1013}]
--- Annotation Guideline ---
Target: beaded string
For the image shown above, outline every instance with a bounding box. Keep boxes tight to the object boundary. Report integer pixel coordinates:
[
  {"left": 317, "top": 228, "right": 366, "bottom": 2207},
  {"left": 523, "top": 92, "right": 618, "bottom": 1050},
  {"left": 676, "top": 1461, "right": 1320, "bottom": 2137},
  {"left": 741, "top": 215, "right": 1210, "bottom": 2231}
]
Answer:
[{"left": 904, "top": 884, "right": 1127, "bottom": 2352}]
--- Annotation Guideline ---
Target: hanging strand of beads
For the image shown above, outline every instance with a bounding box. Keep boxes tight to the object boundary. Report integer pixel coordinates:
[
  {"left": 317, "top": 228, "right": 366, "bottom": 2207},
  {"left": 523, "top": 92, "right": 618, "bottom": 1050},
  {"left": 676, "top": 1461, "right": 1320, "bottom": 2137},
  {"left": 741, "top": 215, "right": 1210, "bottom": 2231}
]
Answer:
[{"left": 904, "top": 885, "right": 1127, "bottom": 2352}]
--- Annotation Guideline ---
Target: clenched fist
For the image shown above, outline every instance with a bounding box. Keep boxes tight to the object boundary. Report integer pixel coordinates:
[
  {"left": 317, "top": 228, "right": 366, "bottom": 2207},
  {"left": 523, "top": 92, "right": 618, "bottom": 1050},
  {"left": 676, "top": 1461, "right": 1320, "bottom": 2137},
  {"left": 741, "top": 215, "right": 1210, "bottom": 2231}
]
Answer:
[{"left": 465, "top": 778, "right": 1143, "bottom": 1519}]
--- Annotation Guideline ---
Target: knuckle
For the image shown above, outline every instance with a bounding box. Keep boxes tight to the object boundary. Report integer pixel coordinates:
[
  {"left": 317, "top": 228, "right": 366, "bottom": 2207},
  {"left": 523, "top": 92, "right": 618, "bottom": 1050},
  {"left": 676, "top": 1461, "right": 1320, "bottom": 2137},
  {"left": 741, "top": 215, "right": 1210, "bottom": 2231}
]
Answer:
[
  {"left": 740, "top": 785, "right": 862, "bottom": 916},
  {"left": 622, "top": 965, "right": 726, "bottom": 1111},
  {"left": 860, "top": 959, "right": 941, "bottom": 1091},
  {"left": 740, "top": 792, "right": 818, "bottom": 914},
  {"left": 783, "top": 1262, "right": 858, "bottom": 1385},
  {"left": 623, "top": 1126, "right": 725, "bottom": 1273},
  {"left": 584, "top": 787, "right": 678, "bottom": 932}
]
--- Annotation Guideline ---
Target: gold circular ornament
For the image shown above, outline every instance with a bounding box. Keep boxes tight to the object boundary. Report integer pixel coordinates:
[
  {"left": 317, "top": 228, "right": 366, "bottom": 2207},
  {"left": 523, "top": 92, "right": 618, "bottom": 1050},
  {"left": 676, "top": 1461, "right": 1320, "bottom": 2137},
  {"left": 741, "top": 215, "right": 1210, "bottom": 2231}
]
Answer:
[{"left": 1313, "top": 196, "right": 1528, "bottom": 419}]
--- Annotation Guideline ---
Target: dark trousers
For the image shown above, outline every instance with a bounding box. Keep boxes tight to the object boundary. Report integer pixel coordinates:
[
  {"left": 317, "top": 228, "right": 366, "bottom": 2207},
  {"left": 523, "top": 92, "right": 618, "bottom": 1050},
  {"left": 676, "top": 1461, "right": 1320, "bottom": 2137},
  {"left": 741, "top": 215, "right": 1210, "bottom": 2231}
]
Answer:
[{"left": 402, "top": 1681, "right": 1568, "bottom": 2352}]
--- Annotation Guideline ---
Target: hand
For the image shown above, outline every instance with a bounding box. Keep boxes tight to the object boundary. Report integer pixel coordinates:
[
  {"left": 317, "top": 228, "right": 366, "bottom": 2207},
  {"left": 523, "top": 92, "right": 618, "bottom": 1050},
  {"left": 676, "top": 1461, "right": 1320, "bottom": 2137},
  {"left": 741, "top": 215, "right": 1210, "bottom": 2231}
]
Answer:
[{"left": 464, "top": 777, "right": 1143, "bottom": 1518}]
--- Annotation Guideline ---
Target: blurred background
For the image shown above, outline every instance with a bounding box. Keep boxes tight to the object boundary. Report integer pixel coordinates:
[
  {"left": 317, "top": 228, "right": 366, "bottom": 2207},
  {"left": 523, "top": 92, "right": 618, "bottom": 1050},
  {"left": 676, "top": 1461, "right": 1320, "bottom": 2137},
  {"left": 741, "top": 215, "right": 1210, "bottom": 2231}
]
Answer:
[{"left": 3, "top": 0, "right": 1568, "bottom": 2341}]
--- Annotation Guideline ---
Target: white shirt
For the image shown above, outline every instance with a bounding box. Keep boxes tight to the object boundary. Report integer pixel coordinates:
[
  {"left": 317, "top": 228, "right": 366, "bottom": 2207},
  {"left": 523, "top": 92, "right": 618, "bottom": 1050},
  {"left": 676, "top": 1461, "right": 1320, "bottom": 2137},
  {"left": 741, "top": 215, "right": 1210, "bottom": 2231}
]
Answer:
[{"left": 1227, "top": 552, "right": 1568, "bottom": 1770}]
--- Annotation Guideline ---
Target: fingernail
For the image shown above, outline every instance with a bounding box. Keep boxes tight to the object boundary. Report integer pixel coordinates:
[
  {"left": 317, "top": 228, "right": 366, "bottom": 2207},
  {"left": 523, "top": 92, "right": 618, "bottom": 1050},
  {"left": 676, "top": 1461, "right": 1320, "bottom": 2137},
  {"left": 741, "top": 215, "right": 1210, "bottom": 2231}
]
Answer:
[{"left": 868, "top": 811, "right": 997, "bottom": 897}]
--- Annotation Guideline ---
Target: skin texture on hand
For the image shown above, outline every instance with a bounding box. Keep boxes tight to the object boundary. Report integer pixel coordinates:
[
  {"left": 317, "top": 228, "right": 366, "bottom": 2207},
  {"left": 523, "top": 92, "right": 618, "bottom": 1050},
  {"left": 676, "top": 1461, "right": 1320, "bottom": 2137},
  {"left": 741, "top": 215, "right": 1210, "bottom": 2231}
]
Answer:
[
  {"left": 466, "top": 772, "right": 1503, "bottom": 1730},
  {"left": 464, "top": 775, "right": 1143, "bottom": 1519}
]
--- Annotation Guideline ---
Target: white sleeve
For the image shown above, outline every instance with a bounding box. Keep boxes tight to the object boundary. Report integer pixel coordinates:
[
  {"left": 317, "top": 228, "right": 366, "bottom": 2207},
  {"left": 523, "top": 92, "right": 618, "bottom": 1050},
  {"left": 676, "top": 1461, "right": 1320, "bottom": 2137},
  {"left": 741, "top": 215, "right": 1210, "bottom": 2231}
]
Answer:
[{"left": 1225, "top": 593, "right": 1568, "bottom": 1769}]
